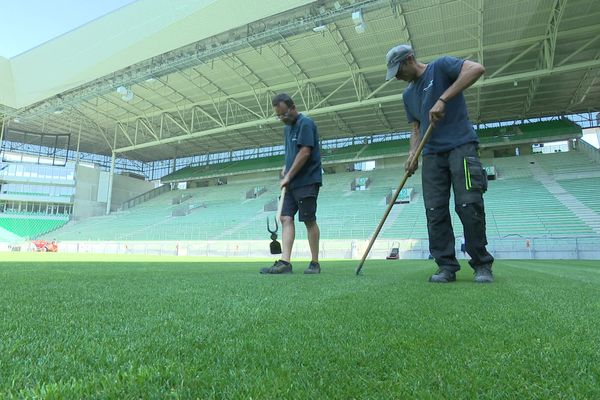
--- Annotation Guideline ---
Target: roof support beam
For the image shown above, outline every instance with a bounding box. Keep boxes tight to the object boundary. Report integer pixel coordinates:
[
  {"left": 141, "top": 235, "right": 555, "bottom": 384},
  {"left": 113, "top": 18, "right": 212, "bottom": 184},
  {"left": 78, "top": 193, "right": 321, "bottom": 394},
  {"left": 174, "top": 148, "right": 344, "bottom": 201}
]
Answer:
[
  {"left": 221, "top": 53, "right": 270, "bottom": 117},
  {"left": 395, "top": 0, "right": 414, "bottom": 49},
  {"left": 267, "top": 40, "right": 354, "bottom": 135},
  {"left": 524, "top": 0, "right": 568, "bottom": 114},
  {"left": 114, "top": 57, "right": 600, "bottom": 154},
  {"left": 488, "top": 42, "right": 539, "bottom": 79},
  {"left": 73, "top": 109, "right": 113, "bottom": 151},
  {"left": 186, "top": 69, "right": 230, "bottom": 124},
  {"left": 117, "top": 122, "right": 134, "bottom": 146},
  {"left": 136, "top": 117, "right": 159, "bottom": 141},
  {"left": 566, "top": 49, "right": 600, "bottom": 111},
  {"left": 229, "top": 98, "right": 264, "bottom": 120},
  {"left": 111, "top": 24, "right": 600, "bottom": 126},
  {"left": 163, "top": 112, "right": 190, "bottom": 135},
  {"left": 311, "top": 77, "right": 353, "bottom": 110},
  {"left": 365, "top": 79, "right": 394, "bottom": 101},
  {"left": 556, "top": 34, "right": 600, "bottom": 67},
  {"left": 328, "top": 23, "right": 392, "bottom": 130},
  {"left": 475, "top": 0, "right": 484, "bottom": 122},
  {"left": 193, "top": 105, "right": 224, "bottom": 128}
]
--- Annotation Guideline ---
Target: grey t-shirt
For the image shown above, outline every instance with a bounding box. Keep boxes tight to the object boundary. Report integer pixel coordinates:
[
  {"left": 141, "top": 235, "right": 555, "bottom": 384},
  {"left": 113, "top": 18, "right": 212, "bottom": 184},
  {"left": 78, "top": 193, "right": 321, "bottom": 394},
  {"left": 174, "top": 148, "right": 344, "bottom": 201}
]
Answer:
[
  {"left": 403, "top": 56, "right": 479, "bottom": 155},
  {"left": 284, "top": 113, "right": 322, "bottom": 190}
]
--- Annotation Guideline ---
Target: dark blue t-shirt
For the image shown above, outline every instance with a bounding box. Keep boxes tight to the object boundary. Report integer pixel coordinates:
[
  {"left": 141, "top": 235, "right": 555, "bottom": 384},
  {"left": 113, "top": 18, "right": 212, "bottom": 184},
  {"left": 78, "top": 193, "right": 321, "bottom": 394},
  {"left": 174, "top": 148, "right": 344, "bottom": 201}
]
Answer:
[
  {"left": 284, "top": 113, "right": 322, "bottom": 189},
  {"left": 403, "top": 56, "right": 478, "bottom": 155}
]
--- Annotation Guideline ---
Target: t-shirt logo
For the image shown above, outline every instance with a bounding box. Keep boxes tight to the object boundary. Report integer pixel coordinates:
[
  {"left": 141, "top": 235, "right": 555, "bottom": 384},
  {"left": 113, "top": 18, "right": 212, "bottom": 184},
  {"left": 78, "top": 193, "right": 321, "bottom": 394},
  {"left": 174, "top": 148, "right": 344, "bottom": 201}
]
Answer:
[{"left": 423, "top": 79, "right": 433, "bottom": 92}]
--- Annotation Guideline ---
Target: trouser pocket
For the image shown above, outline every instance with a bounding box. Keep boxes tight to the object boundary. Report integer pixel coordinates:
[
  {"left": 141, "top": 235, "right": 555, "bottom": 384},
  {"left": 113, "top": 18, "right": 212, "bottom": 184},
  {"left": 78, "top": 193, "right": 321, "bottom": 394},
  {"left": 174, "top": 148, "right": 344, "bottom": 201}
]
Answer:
[{"left": 464, "top": 156, "right": 488, "bottom": 193}]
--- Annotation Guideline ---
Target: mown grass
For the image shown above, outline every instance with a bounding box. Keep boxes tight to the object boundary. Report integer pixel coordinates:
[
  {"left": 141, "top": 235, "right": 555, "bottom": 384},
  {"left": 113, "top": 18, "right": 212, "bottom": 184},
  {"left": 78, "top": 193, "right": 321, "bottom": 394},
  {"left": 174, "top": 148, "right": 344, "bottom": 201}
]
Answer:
[{"left": 0, "top": 258, "right": 599, "bottom": 399}]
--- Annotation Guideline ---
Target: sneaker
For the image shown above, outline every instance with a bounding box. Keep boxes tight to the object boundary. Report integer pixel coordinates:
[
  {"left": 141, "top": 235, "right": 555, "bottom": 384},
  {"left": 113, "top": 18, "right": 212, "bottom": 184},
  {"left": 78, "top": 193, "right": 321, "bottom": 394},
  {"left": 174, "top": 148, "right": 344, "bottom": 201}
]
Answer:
[
  {"left": 473, "top": 266, "right": 493, "bottom": 283},
  {"left": 260, "top": 260, "right": 292, "bottom": 274},
  {"left": 428, "top": 269, "right": 456, "bottom": 283},
  {"left": 304, "top": 261, "right": 321, "bottom": 274}
]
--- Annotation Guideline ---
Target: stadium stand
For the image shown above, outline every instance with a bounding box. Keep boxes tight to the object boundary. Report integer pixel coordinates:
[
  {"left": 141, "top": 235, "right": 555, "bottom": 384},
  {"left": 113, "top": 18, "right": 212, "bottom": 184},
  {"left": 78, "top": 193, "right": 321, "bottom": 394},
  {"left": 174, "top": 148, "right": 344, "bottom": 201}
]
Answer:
[
  {"left": 0, "top": 214, "right": 69, "bottom": 239},
  {"left": 533, "top": 151, "right": 600, "bottom": 176},
  {"left": 557, "top": 178, "right": 600, "bottom": 214},
  {"left": 162, "top": 156, "right": 284, "bottom": 183},
  {"left": 159, "top": 121, "right": 583, "bottom": 183},
  {"left": 47, "top": 149, "right": 598, "bottom": 241},
  {"left": 477, "top": 119, "right": 581, "bottom": 145}
]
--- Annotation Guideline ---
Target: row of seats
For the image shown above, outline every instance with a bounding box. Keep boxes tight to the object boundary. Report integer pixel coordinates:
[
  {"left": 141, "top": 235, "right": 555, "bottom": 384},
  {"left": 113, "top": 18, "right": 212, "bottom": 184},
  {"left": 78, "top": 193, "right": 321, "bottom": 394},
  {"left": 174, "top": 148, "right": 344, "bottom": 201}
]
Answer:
[
  {"left": 557, "top": 177, "right": 600, "bottom": 214},
  {"left": 162, "top": 120, "right": 580, "bottom": 182},
  {"left": 46, "top": 150, "right": 598, "bottom": 241},
  {"left": 0, "top": 216, "right": 68, "bottom": 239}
]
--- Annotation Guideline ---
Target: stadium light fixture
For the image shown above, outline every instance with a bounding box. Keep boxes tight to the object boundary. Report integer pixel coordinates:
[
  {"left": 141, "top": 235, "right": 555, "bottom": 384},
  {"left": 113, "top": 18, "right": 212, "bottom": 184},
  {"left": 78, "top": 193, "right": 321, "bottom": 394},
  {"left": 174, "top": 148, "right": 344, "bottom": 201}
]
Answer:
[
  {"left": 352, "top": 9, "right": 366, "bottom": 34},
  {"left": 351, "top": 10, "right": 364, "bottom": 25},
  {"left": 122, "top": 90, "right": 134, "bottom": 102},
  {"left": 117, "top": 86, "right": 134, "bottom": 102}
]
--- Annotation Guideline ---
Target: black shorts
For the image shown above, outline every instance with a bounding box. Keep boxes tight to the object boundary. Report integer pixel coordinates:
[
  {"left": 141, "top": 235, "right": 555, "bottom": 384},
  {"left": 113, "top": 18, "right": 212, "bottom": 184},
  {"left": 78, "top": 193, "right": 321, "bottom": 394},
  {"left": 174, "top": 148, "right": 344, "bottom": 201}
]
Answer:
[{"left": 281, "top": 184, "right": 320, "bottom": 222}]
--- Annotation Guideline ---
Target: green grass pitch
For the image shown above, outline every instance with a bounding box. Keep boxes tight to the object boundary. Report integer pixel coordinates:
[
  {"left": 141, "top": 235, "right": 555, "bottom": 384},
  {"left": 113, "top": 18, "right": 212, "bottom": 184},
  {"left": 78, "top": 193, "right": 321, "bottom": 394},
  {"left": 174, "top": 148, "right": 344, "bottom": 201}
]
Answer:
[{"left": 1, "top": 254, "right": 599, "bottom": 399}]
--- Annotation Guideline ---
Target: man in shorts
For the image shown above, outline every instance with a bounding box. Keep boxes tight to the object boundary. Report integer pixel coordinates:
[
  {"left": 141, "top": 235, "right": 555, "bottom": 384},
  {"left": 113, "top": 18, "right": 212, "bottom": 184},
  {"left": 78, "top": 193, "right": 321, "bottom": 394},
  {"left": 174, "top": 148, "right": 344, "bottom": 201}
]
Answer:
[{"left": 260, "top": 93, "right": 322, "bottom": 275}]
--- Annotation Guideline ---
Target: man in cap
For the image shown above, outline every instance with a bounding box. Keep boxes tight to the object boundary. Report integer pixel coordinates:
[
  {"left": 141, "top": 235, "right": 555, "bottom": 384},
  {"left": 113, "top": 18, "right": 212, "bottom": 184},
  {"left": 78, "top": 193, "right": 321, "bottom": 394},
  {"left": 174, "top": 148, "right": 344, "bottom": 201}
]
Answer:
[{"left": 386, "top": 45, "right": 494, "bottom": 283}]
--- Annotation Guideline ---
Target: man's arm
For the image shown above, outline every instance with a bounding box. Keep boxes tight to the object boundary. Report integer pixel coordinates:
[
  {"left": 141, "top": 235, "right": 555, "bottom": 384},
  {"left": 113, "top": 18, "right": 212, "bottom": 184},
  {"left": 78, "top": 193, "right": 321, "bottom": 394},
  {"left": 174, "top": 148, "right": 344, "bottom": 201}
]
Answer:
[
  {"left": 408, "top": 121, "right": 421, "bottom": 154},
  {"left": 405, "top": 121, "right": 420, "bottom": 177},
  {"left": 440, "top": 60, "right": 485, "bottom": 102},
  {"left": 429, "top": 60, "right": 485, "bottom": 125},
  {"left": 280, "top": 146, "right": 311, "bottom": 188}
]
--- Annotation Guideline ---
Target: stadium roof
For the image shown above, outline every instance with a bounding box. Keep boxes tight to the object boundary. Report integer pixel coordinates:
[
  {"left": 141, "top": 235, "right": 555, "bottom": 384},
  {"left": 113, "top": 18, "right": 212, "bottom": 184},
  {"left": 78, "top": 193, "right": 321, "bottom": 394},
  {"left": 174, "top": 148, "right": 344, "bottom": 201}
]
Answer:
[{"left": 1, "top": 0, "right": 599, "bottom": 162}]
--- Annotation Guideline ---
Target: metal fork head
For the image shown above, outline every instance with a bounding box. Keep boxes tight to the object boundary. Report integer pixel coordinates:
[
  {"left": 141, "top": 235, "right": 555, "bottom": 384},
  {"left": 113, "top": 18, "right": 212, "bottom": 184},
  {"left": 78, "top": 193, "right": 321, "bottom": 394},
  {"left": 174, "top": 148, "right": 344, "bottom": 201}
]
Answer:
[{"left": 267, "top": 217, "right": 279, "bottom": 237}]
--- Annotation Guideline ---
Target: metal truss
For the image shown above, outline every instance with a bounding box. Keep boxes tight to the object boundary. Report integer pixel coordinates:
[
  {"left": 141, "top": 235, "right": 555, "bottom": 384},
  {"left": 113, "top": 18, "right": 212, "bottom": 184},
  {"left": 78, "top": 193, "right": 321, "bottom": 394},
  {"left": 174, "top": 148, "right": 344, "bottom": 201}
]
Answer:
[
  {"left": 267, "top": 39, "right": 354, "bottom": 134},
  {"left": 111, "top": 52, "right": 600, "bottom": 155},
  {"left": 566, "top": 49, "right": 600, "bottom": 112},
  {"left": 523, "top": 0, "right": 568, "bottom": 114},
  {"left": 328, "top": 23, "right": 392, "bottom": 131}
]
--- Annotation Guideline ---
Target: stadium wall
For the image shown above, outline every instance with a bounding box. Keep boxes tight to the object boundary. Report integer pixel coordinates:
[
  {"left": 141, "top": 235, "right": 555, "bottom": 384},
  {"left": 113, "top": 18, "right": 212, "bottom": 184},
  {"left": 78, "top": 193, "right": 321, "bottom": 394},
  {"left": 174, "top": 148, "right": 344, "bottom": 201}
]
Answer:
[
  {"left": 578, "top": 138, "right": 600, "bottom": 163},
  {"left": 110, "top": 173, "right": 156, "bottom": 210},
  {"left": 73, "top": 165, "right": 154, "bottom": 219},
  {"left": 72, "top": 166, "right": 104, "bottom": 219},
  {"left": 4, "top": 236, "right": 599, "bottom": 260}
]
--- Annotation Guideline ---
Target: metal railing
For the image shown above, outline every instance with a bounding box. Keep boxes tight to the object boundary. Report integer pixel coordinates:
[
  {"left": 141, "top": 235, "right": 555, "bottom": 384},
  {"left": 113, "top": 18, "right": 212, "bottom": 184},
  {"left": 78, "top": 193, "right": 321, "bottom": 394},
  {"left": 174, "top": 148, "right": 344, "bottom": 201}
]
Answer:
[{"left": 121, "top": 184, "right": 171, "bottom": 210}]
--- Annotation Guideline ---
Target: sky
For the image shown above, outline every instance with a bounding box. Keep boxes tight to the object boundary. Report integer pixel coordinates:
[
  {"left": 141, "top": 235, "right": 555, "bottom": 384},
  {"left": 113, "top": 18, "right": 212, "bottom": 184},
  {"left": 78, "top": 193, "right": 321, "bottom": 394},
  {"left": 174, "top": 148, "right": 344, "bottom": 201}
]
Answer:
[{"left": 0, "top": 0, "right": 137, "bottom": 58}]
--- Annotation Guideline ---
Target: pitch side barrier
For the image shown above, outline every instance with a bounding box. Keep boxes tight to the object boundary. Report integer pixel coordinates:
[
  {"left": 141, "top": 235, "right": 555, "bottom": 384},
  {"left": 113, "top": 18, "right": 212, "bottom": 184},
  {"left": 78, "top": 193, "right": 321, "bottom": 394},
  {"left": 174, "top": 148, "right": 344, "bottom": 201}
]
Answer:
[{"left": 4, "top": 236, "right": 599, "bottom": 260}]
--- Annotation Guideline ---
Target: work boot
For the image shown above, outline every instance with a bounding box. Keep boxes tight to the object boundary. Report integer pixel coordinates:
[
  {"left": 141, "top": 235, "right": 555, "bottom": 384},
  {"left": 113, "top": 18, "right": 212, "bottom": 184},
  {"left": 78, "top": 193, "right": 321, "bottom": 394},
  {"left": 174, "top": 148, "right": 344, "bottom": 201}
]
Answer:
[
  {"left": 473, "top": 266, "right": 494, "bottom": 283},
  {"left": 260, "top": 260, "right": 292, "bottom": 274},
  {"left": 429, "top": 268, "right": 456, "bottom": 283},
  {"left": 304, "top": 261, "right": 321, "bottom": 274}
]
